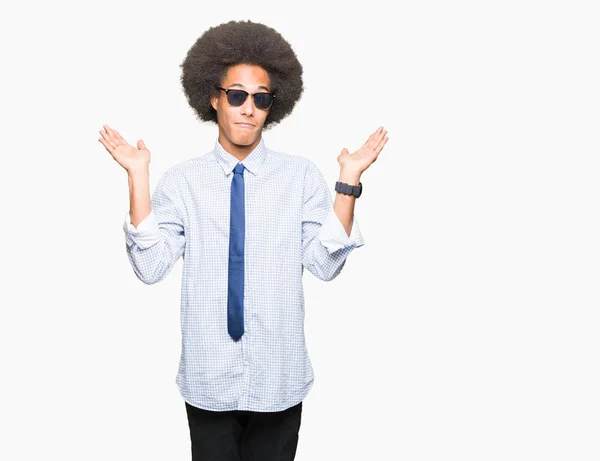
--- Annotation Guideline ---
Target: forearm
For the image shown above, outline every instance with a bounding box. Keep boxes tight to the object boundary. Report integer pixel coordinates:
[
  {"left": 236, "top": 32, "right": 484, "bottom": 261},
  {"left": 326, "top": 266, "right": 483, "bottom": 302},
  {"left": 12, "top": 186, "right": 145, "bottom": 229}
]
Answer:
[
  {"left": 128, "top": 165, "right": 151, "bottom": 228},
  {"left": 123, "top": 168, "right": 186, "bottom": 285},
  {"left": 333, "top": 169, "right": 361, "bottom": 236}
]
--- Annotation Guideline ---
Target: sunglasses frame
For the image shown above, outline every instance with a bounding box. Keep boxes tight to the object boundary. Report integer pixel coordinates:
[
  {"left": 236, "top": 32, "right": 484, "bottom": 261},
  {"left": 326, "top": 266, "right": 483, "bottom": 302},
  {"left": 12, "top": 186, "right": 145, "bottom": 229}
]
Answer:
[{"left": 215, "top": 86, "right": 275, "bottom": 110}]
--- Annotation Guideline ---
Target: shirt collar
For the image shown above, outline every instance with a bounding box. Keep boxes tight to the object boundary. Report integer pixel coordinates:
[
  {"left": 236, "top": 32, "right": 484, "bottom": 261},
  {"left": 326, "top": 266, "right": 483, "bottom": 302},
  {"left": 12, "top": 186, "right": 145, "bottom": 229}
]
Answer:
[{"left": 213, "top": 137, "right": 267, "bottom": 176}]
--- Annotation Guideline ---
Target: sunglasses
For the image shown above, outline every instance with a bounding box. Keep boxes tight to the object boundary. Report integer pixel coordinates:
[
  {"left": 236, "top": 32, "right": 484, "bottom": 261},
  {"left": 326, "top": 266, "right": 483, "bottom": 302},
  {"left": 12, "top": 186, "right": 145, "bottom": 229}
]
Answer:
[{"left": 216, "top": 86, "right": 275, "bottom": 110}]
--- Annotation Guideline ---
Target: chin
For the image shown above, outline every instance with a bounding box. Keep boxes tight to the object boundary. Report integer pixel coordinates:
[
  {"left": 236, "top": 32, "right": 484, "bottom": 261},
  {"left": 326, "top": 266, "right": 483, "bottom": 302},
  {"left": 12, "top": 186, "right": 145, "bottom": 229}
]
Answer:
[{"left": 232, "top": 134, "right": 258, "bottom": 147}]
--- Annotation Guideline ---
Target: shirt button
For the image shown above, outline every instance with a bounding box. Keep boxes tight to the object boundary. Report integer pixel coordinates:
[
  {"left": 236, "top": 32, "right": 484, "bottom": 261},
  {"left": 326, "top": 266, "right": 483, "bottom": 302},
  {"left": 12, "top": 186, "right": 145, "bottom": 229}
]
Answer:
[{"left": 244, "top": 360, "right": 250, "bottom": 367}]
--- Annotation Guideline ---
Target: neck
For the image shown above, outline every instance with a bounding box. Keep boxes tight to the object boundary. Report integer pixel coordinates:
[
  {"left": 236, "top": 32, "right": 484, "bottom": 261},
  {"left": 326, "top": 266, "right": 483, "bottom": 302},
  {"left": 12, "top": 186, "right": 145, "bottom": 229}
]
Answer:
[{"left": 219, "top": 135, "right": 261, "bottom": 161}]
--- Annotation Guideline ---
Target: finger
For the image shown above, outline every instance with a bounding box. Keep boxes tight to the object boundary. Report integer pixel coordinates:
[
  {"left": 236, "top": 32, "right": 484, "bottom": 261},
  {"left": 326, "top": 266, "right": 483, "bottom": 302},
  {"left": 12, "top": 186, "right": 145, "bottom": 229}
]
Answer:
[
  {"left": 104, "top": 125, "right": 125, "bottom": 146},
  {"left": 365, "top": 127, "right": 385, "bottom": 149},
  {"left": 103, "top": 124, "right": 116, "bottom": 139},
  {"left": 112, "top": 128, "right": 126, "bottom": 143},
  {"left": 337, "top": 147, "right": 349, "bottom": 164},
  {"left": 373, "top": 128, "right": 386, "bottom": 144},
  {"left": 98, "top": 137, "right": 115, "bottom": 154},
  {"left": 374, "top": 135, "right": 389, "bottom": 155},
  {"left": 99, "top": 129, "right": 117, "bottom": 150},
  {"left": 365, "top": 127, "right": 381, "bottom": 143},
  {"left": 376, "top": 130, "right": 388, "bottom": 146},
  {"left": 102, "top": 125, "right": 118, "bottom": 144},
  {"left": 362, "top": 127, "right": 380, "bottom": 143}
]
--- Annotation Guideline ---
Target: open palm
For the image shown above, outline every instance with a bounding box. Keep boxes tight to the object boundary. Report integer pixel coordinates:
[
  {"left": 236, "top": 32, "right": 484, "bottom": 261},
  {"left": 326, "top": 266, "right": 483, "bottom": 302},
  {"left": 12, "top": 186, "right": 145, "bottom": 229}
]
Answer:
[
  {"left": 337, "top": 126, "right": 388, "bottom": 174},
  {"left": 98, "top": 124, "right": 151, "bottom": 173}
]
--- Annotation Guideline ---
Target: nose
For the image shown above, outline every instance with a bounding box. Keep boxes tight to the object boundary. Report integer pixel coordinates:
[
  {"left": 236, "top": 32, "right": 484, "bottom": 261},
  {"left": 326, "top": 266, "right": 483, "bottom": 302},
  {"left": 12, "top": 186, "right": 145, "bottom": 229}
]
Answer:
[{"left": 240, "top": 94, "right": 254, "bottom": 116}]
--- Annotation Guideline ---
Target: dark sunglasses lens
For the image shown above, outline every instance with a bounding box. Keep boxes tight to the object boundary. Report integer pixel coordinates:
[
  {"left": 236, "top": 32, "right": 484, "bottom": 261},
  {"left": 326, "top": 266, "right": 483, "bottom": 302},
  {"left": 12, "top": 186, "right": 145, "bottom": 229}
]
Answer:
[
  {"left": 226, "top": 90, "right": 248, "bottom": 107},
  {"left": 253, "top": 93, "right": 273, "bottom": 110}
]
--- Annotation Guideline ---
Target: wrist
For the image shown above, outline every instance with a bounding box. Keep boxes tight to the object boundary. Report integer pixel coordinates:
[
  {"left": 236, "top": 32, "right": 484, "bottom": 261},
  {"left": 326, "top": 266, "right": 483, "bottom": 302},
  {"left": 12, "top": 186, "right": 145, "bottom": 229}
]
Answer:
[
  {"left": 128, "top": 165, "right": 150, "bottom": 179},
  {"left": 338, "top": 169, "right": 361, "bottom": 186}
]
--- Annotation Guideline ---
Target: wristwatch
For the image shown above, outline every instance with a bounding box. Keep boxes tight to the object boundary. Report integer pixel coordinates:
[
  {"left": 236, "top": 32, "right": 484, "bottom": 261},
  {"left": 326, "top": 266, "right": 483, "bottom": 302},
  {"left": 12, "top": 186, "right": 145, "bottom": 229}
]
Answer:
[{"left": 335, "top": 181, "right": 362, "bottom": 198}]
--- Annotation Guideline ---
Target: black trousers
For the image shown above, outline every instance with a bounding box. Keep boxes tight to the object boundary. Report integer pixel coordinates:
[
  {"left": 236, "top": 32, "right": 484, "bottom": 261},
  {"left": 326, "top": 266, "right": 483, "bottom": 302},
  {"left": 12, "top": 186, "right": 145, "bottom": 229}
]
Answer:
[{"left": 185, "top": 401, "right": 303, "bottom": 461}]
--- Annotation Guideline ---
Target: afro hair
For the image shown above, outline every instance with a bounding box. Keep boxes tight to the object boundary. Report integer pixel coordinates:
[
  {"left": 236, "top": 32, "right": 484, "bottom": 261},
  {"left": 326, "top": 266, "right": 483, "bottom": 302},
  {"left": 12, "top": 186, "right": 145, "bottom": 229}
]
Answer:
[{"left": 180, "top": 20, "right": 304, "bottom": 130}]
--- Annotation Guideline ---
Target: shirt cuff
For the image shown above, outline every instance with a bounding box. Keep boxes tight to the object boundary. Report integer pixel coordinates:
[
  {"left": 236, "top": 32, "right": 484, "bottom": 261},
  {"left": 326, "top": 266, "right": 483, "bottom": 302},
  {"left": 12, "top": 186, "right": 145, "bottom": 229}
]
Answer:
[
  {"left": 318, "top": 208, "right": 365, "bottom": 254},
  {"left": 123, "top": 210, "right": 162, "bottom": 249}
]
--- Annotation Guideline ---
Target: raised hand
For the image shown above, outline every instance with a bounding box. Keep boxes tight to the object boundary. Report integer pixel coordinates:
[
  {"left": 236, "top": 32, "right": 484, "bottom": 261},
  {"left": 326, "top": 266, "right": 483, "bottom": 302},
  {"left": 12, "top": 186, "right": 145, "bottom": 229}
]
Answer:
[
  {"left": 98, "top": 124, "right": 151, "bottom": 174},
  {"left": 337, "top": 126, "right": 389, "bottom": 177}
]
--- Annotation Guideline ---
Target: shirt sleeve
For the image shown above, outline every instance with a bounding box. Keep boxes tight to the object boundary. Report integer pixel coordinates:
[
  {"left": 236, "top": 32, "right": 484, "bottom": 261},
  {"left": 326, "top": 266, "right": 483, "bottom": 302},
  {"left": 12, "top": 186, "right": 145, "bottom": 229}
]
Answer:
[
  {"left": 301, "top": 161, "right": 365, "bottom": 281},
  {"left": 318, "top": 208, "right": 364, "bottom": 254},
  {"left": 123, "top": 209, "right": 162, "bottom": 249},
  {"left": 123, "top": 168, "right": 186, "bottom": 284}
]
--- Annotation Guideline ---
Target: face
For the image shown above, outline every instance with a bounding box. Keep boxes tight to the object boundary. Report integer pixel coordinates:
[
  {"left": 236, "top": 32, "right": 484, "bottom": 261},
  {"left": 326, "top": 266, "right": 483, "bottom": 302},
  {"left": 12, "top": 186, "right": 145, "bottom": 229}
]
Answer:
[{"left": 211, "top": 64, "right": 272, "bottom": 159}]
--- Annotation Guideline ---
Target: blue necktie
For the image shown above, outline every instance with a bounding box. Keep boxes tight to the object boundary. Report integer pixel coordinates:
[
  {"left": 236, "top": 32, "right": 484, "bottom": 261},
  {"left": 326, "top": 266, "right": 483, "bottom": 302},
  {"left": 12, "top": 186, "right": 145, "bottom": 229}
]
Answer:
[{"left": 228, "top": 163, "right": 245, "bottom": 341}]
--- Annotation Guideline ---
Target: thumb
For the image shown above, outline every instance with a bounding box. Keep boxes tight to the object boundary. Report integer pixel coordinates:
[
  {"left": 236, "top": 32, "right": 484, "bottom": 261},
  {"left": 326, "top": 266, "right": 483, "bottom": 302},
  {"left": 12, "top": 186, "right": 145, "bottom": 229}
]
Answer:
[
  {"left": 337, "top": 148, "right": 349, "bottom": 163},
  {"left": 137, "top": 139, "right": 146, "bottom": 150}
]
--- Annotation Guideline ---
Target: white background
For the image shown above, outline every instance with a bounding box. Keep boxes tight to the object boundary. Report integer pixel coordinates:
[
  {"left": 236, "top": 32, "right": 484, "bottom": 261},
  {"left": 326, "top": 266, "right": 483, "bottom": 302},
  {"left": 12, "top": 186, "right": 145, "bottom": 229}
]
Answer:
[{"left": 1, "top": 0, "right": 599, "bottom": 460}]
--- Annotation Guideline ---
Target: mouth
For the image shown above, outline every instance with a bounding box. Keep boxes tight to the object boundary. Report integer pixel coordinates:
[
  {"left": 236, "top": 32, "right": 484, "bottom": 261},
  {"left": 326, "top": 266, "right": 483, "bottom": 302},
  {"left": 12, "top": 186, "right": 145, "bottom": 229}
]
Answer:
[{"left": 235, "top": 122, "right": 255, "bottom": 128}]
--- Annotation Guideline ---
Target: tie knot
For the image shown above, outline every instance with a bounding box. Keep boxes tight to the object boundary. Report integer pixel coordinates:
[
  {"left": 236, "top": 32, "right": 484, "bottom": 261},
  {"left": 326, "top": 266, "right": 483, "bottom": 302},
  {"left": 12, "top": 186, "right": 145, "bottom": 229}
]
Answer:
[{"left": 233, "top": 163, "right": 245, "bottom": 175}]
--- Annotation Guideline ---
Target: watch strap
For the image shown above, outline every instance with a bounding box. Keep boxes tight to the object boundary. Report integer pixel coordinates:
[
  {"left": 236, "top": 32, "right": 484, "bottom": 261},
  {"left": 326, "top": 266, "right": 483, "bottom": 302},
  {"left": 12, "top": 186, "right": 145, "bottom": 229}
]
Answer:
[{"left": 335, "top": 181, "right": 362, "bottom": 198}]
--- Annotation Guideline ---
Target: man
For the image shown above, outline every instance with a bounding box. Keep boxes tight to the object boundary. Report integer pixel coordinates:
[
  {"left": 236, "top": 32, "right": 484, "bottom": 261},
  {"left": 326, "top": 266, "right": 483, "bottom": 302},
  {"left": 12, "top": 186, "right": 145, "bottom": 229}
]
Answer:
[{"left": 98, "top": 19, "right": 388, "bottom": 461}]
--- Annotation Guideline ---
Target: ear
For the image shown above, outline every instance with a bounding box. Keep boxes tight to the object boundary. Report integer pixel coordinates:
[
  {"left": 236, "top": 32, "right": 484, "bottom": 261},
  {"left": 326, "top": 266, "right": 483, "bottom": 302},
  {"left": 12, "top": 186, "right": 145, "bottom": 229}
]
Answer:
[{"left": 210, "top": 87, "right": 222, "bottom": 111}]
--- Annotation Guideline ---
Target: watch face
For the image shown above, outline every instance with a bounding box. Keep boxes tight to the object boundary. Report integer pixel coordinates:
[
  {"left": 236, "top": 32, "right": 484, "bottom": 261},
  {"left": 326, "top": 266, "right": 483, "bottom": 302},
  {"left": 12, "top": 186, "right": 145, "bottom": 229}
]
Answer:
[{"left": 354, "top": 182, "right": 362, "bottom": 197}]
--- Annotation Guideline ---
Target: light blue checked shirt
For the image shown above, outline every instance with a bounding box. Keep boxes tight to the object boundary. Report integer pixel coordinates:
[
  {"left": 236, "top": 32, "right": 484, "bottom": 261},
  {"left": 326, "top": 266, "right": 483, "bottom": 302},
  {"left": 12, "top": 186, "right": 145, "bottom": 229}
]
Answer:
[{"left": 123, "top": 138, "right": 365, "bottom": 412}]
